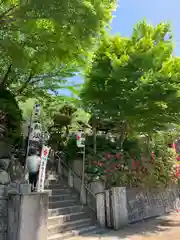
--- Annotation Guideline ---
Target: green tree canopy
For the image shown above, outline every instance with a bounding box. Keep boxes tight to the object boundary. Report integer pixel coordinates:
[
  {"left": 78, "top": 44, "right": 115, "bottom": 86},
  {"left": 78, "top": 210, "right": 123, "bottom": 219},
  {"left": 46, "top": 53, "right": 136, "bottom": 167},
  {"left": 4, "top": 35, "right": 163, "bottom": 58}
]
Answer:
[
  {"left": 0, "top": 0, "right": 116, "bottom": 97},
  {"left": 81, "top": 21, "right": 180, "bottom": 134}
]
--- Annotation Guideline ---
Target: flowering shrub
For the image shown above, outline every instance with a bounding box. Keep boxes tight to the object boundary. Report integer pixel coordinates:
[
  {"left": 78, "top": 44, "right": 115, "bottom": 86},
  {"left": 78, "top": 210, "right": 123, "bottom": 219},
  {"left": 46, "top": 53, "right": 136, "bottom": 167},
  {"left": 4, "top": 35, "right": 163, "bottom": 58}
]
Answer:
[{"left": 86, "top": 146, "right": 178, "bottom": 188}]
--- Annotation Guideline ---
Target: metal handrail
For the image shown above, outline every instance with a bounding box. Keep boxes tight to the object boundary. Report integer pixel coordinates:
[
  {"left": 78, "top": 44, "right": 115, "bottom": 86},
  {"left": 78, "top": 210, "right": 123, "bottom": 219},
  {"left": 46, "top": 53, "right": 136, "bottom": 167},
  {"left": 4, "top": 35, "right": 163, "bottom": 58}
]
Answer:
[{"left": 55, "top": 153, "right": 96, "bottom": 199}]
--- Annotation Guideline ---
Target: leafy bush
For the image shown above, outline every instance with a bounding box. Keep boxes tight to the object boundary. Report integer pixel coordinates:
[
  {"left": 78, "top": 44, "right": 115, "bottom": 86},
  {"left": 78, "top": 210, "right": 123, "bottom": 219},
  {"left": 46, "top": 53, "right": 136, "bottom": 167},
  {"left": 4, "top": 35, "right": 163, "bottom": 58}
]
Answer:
[
  {"left": 85, "top": 132, "right": 179, "bottom": 188},
  {"left": 64, "top": 136, "right": 83, "bottom": 163}
]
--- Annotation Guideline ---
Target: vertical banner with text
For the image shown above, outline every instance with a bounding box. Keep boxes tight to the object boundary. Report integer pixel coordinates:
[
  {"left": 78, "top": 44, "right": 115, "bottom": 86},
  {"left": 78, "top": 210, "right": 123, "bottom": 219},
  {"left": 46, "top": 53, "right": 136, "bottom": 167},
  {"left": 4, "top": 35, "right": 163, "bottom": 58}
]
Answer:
[{"left": 37, "top": 146, "right": 50, "bottom": 192}]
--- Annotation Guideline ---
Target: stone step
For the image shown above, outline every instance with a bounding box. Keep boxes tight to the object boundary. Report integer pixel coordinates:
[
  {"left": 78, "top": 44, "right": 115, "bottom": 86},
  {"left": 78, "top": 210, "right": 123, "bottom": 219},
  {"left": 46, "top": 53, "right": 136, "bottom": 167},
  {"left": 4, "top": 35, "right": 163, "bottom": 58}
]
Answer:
[
  {"left": 48, "top": 225, "right": 102, "bottom": 240},
  {"left": 46, "top": 188, "right": 72, "bottom": 196},
  {"left": 48, "top": 205, "right": 86, "bottom": 217},
  {"left": 47, "top": 231, "right": 73, "bottom": 240},
  {"left": 49, "top": 193, "right": 78, "bottom": 202},
  {"left": 48, "top": 218, "right": 92, "bottom": 236},
  {"left": 49, "top": 199, "right": 80, "bottom": 209},
  {"left": 48, "top": 179, "right": 60, "bottom": 184},
  {"left": 49, "top": 193, "right": 79, "bottom": 202},
  {"left": 46, "top": 184, "right": 68, "bottom": 189},
  {"left": 48, "top": 211, "right": 88, "bottom": 225}
]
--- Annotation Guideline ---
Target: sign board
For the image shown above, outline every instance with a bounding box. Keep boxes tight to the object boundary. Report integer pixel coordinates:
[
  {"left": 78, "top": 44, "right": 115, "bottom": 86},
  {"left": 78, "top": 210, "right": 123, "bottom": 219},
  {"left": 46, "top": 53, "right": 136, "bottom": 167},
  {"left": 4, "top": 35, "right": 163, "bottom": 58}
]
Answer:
[
  {"left": 29, "top": 122, "right": 42, "bottom": 141},
  {"left": 37, "top": 146, "right": 50, "bottom": 192},
  {"left": 76, "top": 131, "right": 85, "bottom": 148}
]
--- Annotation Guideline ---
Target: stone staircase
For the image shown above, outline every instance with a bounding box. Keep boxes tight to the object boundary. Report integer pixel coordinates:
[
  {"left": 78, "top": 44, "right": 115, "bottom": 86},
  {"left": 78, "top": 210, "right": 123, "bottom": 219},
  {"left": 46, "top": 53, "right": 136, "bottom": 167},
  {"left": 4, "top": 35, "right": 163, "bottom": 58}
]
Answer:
[{"left": 46, "top": 178, "right": 108, "bottom": 240}]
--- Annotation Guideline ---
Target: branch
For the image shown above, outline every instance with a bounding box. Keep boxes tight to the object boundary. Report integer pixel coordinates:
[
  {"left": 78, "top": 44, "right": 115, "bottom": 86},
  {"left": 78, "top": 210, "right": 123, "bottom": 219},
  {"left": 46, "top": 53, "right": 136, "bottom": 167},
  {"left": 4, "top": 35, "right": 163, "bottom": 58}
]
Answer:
[
  {"left": 1, "top": 64, "right": 12, "bottom": 86},
  {"left": 30, "top": 78, "right": 42, "bottom": 85},
  {"left": 0, "top": 5, "right": 18, "bottom": 19},
  {"left": 18, "top": 72, "right": 33, "bottom": 94}
]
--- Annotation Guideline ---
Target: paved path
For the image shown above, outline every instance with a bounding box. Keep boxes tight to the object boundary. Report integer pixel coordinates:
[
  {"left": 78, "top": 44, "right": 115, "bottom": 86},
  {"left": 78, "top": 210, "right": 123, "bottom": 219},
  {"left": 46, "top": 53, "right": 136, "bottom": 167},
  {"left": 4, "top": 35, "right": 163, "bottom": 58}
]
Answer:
[{"left": 70, "top": 212, "right": 180, "bottom": 240}]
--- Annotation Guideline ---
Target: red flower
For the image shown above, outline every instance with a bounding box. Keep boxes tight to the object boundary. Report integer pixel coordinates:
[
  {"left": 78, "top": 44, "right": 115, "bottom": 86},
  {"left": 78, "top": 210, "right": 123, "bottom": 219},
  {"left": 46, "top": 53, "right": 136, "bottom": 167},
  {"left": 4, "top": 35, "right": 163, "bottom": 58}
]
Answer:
[
  {"left": 98, "top": 162, "right": 104, "bottom": 167},
  {"left": 104, "top": 152, "right": 110, "bottom": 157},
  {"left": 115, "top": 153, "right": 121, "bottom": 159},
  {"left": 176, "top": 166, "right": 180, "bottom": 177},
  {"left": 135, "top": 161, "right": 140, "bottom": 167},
  {"left": 116, "top": 164, "right": 121, "bottom": 169}
]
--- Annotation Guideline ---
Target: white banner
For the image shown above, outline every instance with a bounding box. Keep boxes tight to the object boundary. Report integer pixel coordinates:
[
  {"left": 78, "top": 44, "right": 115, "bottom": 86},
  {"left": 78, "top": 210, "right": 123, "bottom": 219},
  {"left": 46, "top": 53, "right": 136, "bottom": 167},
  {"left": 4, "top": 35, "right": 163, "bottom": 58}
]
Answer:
[
  {"left": 37, "top": 146, "right": 50, "bottom": 192},
  {"left": 29, "top": 122, "right": 42, "bottom": 142},
  {"left": 76, "top": 131, "right": 85, "bottom": 148}
]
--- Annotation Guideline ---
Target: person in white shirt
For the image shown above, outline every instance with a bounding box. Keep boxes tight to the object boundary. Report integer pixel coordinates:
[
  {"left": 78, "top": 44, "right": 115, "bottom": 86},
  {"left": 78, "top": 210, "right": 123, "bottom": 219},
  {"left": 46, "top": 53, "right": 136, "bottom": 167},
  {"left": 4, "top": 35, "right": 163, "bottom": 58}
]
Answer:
[{"left": 27, "top": 147, "right": 41, "bottom": 192}]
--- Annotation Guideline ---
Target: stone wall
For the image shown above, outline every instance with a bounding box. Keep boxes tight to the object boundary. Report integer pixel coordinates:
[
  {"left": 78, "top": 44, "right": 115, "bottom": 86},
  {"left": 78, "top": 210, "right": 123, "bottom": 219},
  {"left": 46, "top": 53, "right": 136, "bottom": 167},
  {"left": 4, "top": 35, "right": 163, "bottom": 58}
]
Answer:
[
  {"left": 0, "top": 185, "right": 8, "bottom": 240},
  {"left": 7, "top": 192, "right": 49, "bottom": 240},
  {"left": 126, "top": 185, "right": 180, "bottom": 223}
]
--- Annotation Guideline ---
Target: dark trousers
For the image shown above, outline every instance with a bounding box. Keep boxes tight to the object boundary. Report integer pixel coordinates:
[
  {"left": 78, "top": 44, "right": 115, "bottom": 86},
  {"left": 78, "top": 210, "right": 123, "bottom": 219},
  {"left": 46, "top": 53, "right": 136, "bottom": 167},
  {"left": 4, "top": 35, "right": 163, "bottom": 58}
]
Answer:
[{"left": 29, "top": 171, "right": 39, "bottom": 191}]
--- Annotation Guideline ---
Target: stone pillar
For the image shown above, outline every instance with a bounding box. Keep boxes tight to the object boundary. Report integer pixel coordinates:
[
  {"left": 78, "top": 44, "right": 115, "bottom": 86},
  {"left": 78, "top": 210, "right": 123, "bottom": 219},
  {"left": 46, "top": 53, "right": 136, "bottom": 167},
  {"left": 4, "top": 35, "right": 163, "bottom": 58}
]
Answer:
[
  {"left": 96, "top": 192, "right": 106, "bottom": 227},
  {"left": 80, "top": 185, "right": 86, "bottom": 204},
  {"left": 89, "top": 180, "right": 105, "bottom": 195},
  {"left": 57, "top": 157, "right": 62, "bottom": 175},
  {"left": 68, "top": 170, "right": 73, "bottom": 188},
  {"left": 7, "top": 192, "right": 49, "bottom": 240},
  {"left": 105, "top": 189, "right": 112, "bottom": 228},
  {"left": 111, "top": 187, "right": 128, "bottom": 229}
]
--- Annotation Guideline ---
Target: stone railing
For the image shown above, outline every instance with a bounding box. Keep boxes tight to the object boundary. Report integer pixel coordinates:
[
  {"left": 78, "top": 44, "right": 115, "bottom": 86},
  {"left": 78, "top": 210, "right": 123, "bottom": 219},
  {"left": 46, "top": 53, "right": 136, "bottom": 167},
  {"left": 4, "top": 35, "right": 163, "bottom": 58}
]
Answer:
[
  {"left": 103, "top": 185, "right": 180, "bottom": 230},
  {"left": 0, "top": 182, "right": 48, "bottom": 240},
  {"left": 126, "top": 185, "right": 180, "bottom": 223},
  {"left": 0, "top": 183, "right": 31, "bottom": 240},
  {"left": 57, "top": 157, "right": 180, "bottom": 230}
]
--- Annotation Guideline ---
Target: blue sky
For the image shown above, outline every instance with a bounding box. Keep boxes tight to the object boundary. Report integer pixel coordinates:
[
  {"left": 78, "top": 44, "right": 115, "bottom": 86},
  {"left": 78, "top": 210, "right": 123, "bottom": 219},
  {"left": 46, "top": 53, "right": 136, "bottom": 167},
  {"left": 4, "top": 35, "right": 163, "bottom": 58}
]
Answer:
[
  {"left": 61, "top": 0, "right": 180, "bottom": 95},
  {"left": 112, "top": 0, "right": 180, "bottom": 52}
]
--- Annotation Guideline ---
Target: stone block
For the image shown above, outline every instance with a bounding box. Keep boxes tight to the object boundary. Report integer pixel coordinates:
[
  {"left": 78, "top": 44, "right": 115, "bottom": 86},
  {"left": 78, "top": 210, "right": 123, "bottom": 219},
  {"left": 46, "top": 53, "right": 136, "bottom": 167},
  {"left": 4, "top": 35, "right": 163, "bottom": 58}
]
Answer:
[
  {"left": 0, "top": 171, "right": 10, "bottom": 185},
  {"left": 89, "top": 181, "right": 105, "bottom": 195},
  {"left": 126, "top": 186, "right": 180, "bottom": 223},
  {"left": 96, "top": 192, "right": 106, "bottom": 227},
  {"left": 0, "top": 185, "right": 8, "bottom": 199},
  {"left": 0, "top": 159, "right": 10, "bottom": 171},
  {"left": 0, "top": 231, "right": 6, "bottom": 240},
  {"left": 0, "top": 217, "right": 7, "bottom": 233},
  {"left": 111, "top": 187, "right": 128, "bottom": 229},
  {"left": 19, "top": 184, "right": 31, "bottom": 194},
  {"left": 7, "top": 192, "right": 49, "bottom": 240},
  {"left": 0, "top": 200, "right": 7, "bottom": 217}
]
